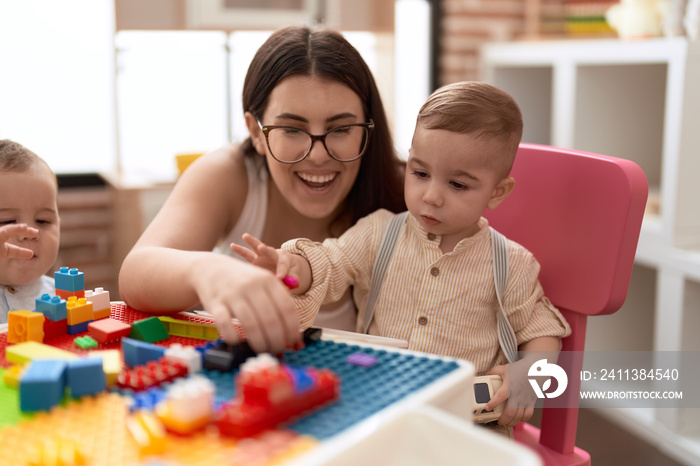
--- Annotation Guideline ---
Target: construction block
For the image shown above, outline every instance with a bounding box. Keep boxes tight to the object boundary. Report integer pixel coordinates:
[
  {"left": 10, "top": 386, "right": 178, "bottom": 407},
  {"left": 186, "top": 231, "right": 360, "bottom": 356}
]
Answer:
[
  {"left": 5, "top": 341, "right": 78, "bottom": 365},
  {"left": 126, "top": 410, "right": 167, "bottom": 456},
  {"left": 43, "top": 317, "right": 68, "bottom": 340},
  {"left": 88, "top": 318, "right": 131, "bottom": 344},
  {"left": 54, "top": 266, "right": 85, "bottom": 292},
  {"left": 66, "top": 296, "right": 94, "bottom": 325},
  {"left": 67, "top": 357, "right": 106, "bottom": 397},
  {"left": 129, "top": 317, "right": 169, "bottom": 343},
  {"left": 88, "top": 349, "right": 121, "bottom": 386},
  {"left": 19, "top": 359, "right": 67, "bottom": 411},
  {"left": 215, "top": 354, "right": 340, "bottom": 438},
  {"left": 55, "top": 288, "right": 84, "bottom": 300},
  {"left": 74, "top": 335, "right": 98, "bottom": 349},
  {"left": 67, "top": 320, "right": 91, "bottom": 335},
  {"left": 165, "top": 343, "right": 202, "bottom": 374},
  {"left": 32, "top": 437, "right": 89, "bottom": 466},
  {"left": 346, "top": 352, "right": 378, "bottom": 368},
  {"left": 7, "top": 310, "right": 45, "bottom": 343},
  {"left": 203, "top": 340, "right": 256, "bottom": 372},
  {"left": 117, "top": 358, "right": 187, "bottom": 392},
  {"left": 157, "top": 316, "right": 218, "bottom": 341},
  {"left": 93, "top": 307, "right": 111, "bottom": 320},
  {"left": 122, "top": 337, "right": 166, "bottom": 368},
  {"left": 85, "top": 287, "right": 110, "bottom": 316},
  {"left": 35, "top": 294, "right": 67, "bottom": 321},
  {"left": 2, "top": 365, "right": 26, "bottom": 388},
  {"left": 156, "top": 375, "right": 215, "bottom": 434}
]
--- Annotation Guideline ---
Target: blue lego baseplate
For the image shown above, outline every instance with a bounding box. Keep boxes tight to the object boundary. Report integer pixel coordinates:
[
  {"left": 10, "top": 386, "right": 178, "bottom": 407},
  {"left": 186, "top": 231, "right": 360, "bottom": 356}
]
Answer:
[{"left": 93, "top": 338, "right": 461, "bottom": 442}]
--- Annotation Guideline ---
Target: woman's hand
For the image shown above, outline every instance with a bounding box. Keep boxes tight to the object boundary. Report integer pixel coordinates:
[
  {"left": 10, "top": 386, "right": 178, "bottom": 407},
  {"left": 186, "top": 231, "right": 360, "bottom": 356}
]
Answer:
[{"left": 190, "top": 253, "right": 301, "bottom": 354}]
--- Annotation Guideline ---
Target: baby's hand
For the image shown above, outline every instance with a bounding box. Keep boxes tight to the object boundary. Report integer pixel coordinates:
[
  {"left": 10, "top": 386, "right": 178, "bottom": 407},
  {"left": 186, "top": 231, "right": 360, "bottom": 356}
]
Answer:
[
  {"left": 485, "top": 361, "right": 537, "bottom": 427},
  {"left": 231, "top": 233, "right": 294, "bottom": 280},
  {"left": 0, "top": 224, "right": 38, "bottom": 260}
]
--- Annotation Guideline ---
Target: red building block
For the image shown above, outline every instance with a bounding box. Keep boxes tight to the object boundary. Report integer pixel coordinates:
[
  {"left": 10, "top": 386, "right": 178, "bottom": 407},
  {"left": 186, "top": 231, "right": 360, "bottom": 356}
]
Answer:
[
  {"left": 88, "top": 318, "right": 131, "bottom": 344},
  {"left": 43, "top": 318, "right": 68, "bottom": 340},
  {"left": 116, "top": 358, "right": 187, "bottom": 392},
  {"left": 215, "top": 356, "right": 340, "bottom": 438}
]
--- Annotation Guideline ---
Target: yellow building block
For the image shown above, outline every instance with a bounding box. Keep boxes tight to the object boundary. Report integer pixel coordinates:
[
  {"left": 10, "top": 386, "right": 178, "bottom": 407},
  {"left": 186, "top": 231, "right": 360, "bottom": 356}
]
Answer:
[
  {"left": 88, "top": 349, "right": 121, "bottom": 387},
  {"left": 66, "top": 297, "right": 94, "bottom": 325},
  {"left": 7, "top": 310, "right": 45, "bottom": 343},
  {"left": 126, "top": 410, "right": 167, "bottom": 456},
  {"left": 29, "top": 437, "right": 89, "bottom": 466},
  {"left": 2, "top": 365, "right": 26, "bottom": 388},
  {"left": 157, "top": 316, "right": 218, "bottom": 341},
  {"left": 5, "top": 341, "right": 78, "bottom": 365}
]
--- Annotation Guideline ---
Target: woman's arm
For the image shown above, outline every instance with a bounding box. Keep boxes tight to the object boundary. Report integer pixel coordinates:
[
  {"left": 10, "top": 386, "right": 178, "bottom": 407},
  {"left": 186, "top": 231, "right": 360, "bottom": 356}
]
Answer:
[{"left": 118, "top": 146, "right": 300, "bottom": 353}]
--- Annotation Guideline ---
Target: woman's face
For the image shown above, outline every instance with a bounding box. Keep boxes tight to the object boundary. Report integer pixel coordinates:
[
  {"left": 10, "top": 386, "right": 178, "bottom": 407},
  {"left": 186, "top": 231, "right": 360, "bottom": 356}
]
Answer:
[{"left": 251, "top": 75, "right": 365, "bottom": 221}]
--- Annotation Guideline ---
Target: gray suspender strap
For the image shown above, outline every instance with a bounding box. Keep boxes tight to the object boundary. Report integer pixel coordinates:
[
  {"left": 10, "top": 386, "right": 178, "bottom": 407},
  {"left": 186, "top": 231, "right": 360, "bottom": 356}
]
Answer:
[
  {"left": 362, "top": 211, "right": 409, "bottom": 334},
  {"left": 363, "top": 214, "right": 519, "bottom": 364},
  {"left": 491, "top": 228, "right": 518, "bottom": 363}
]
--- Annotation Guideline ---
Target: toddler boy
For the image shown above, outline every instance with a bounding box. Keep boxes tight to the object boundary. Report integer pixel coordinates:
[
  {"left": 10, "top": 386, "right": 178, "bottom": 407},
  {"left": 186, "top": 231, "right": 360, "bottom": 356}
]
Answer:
[
  {"left": 233, "top": 82, "right": 571, "bottom": 430},
  {"left": 0, "top": 139, "right": 60, "bottom": 322}
]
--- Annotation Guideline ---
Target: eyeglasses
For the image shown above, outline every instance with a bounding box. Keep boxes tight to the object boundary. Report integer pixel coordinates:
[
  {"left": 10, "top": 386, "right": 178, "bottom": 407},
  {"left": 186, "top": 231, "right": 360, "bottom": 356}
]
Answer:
[{"left": 257, "top": 118, "right": 374, "bottom": 164}]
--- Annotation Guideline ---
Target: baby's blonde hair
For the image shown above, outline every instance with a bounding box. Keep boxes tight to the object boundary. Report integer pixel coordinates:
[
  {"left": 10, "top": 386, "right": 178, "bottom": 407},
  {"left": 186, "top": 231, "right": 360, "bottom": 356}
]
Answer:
[
  {"left": 0, "top": 139, "right": 56, "bottom": 183},
  {"left": 416, "top": 81, "right": 523, "bottom": 179}
]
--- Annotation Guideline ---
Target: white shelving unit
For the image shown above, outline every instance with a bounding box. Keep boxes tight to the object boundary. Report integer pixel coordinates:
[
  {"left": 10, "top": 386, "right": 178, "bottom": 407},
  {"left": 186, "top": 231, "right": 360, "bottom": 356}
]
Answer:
[{"left": 482, "top": 37, "right": 700, "bottom": 466}]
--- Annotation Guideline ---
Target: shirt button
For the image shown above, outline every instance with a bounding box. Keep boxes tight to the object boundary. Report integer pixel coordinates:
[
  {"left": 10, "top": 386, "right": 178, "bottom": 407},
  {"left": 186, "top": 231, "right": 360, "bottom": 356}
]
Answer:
[
  {"left": 418, "top": 316, "right": 428, "bottom": 325},
  {"left": 7, "top": 286, "right": 16, "bottom": 294},
  {"left": 430, "top": 267, "right": 440, "bottom": 277},
  {"left": 427, "top": 233, "right": 436, "bottom": 241}
]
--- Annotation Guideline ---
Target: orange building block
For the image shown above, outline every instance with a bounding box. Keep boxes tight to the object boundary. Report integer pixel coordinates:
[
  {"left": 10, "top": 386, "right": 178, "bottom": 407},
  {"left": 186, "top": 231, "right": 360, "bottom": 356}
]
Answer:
[
  {"left": 7, "top": 310, "right": 45, "bottom": 343},
  {"left": 55, "top": 288, "right": 85, "bottom": 300},
  {"left": 66, "top": 297, "right": 94, "bottom": 326}
]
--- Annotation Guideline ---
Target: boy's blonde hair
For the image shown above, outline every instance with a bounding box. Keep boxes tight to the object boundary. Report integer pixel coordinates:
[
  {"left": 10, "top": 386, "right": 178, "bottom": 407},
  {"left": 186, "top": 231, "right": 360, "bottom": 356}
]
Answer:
[
  {"left": 0, "top": 139, "right": 56, "bottom": 183},
  {"left": 416, "top": 81, "right": 523, "bottom": 179}
]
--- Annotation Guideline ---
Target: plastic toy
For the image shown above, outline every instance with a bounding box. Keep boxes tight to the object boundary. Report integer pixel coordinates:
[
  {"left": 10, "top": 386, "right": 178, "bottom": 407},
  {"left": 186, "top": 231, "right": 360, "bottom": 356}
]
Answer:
[
  {"left": 54, "top": 267, "right": 85, "bottom": 292},
  {"left": 203, "top": 340, "right": 256, "bottom": 372},
  {"left": 157, "top": 316, "right": 218, "bottom": 341},
  {"left": 66, "top": 297, "right": 94, "bottom": 326},
  {"left": 117, "top": 358, "right": 188, "bottom": 392},
  {"left": 156, "top": 375, "right": 215, "bottom": 434},
  {"left": 85, "top": 287, "right": 110, "bottom": 319},
  {"left": 30, "top": 437, "right": 89, "bottom": 466},
  {"left": 7, "top": 310, "right": 45, "bottom": 343},
  {"left": 6, "top": 341, "right": 78, "bottom": 365},
  {"left": 66, "top": 320, "right": 91, "bottom": 336},
  {"left": 73, "top": 335, "right": 98, "bottom": 349},
  {"left": 67, "top": 357, "right": 105, "bottom": 397},
  {"left": 472, "top": 374, "right": 504, "bottom": 424},
  {"left": 19, "top": 359, "right": 67, "bottom": 412},
  {"left": 165, "top": 343, "right": 202, "bottom": 374},
  {"left": 42, "top": 317, "right": 68, "bottom": 340},
  {"left": 88, "top": 349, "right": 121, "bottom": 386},
  {"left": 129, "top": 317, "right": 169, "bottom": 343},
  {"left": 126, "top": 409, "right": 167, "bottom": 456},
  {"left": 122, "top": 337, "right": 166, "bottom": 368},
  {"left": 215, "top": 354, "right": 340, "bottom": 438},
  {"left": 345, "top": 352, "right": 378, "bottom": 368},
  {"left": 35, "top": 294, "right": 67, "bottom": 321},
  {"left": 88, "top": 318, "right": 131, "bottom": 344}
]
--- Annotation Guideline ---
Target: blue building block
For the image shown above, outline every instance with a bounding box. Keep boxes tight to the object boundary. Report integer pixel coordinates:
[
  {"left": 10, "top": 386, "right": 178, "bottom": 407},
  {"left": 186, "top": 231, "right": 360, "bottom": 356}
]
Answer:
[
  {"left": 121, "top": 337, "right": 166, "bottom": 368},
  {"left": 67, "top": 320, "right": 91, "bottom": 335},
  {"left": 19, "top": 359, "right": 67, "bottom": 412},
  {"left": 54, "top": 267, "right": 85, "bottom": 293},
  {"left": 67, "top": 357, "right": 106, "bottom": 397},
  {"left": 35, "top": 294, "right": 68, "bottom": 322}
]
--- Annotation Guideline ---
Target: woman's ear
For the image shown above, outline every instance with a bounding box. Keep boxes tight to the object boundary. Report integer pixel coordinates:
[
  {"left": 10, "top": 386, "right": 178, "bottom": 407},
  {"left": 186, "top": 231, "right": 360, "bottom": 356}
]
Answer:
[
  {"left": 487, "top": 176, "right": 515, "bottom": 210},
  {"left": 244, "top": 111, "right": 266, "bottom": 155}
]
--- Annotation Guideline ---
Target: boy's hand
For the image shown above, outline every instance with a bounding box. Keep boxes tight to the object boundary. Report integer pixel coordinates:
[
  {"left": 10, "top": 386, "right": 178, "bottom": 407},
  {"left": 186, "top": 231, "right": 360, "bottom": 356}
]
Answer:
[
  {"left": 485, "top": 360, "right": 537, "bottom": 427},
  {"left": 0, "top": 224, "right": 38, "bottom": 260},
  {"left": 231, "top": 233, "right": 293, "bottom": 279}
]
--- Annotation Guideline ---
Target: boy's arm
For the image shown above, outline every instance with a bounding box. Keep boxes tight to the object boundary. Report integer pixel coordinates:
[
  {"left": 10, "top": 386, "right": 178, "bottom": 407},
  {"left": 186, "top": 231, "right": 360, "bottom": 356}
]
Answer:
[{"left": 231, "top": 233, "right": 312, "bottom": 295}]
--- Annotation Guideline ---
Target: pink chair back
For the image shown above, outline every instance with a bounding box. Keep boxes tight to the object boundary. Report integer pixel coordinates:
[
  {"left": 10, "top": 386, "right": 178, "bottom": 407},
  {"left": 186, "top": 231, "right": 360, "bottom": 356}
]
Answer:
[{"left": 484, "top": 143, "right": 648, "bottom": 463}]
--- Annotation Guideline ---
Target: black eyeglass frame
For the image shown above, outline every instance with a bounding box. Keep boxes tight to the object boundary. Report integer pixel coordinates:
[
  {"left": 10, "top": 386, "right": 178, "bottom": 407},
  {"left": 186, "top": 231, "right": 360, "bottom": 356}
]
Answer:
[{"left": 256, "top": 118, "right": 375, "bottom": 164}]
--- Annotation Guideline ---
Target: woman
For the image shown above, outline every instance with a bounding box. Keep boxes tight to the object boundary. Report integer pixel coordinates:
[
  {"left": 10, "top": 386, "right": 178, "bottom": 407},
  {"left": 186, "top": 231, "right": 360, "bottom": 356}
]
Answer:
[{"left": 118, "top": 25, "right": 405, "bottom": 354}]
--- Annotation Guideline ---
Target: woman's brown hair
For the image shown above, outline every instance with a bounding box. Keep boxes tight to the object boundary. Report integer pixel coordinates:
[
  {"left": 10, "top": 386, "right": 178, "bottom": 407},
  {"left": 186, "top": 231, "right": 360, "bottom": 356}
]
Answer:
[{"left": 241, "top": 25, "right": 405, "bottom": 228}]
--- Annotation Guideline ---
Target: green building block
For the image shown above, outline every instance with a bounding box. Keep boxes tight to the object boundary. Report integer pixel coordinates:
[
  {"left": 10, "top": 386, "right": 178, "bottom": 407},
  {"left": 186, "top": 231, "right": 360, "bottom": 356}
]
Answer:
[
  {"left": 128, "top": 317, "right": 169, "bottom": 343},
  {"left": 157, "top": 316, "right": 218, "bottom": 341},
  {"left": 0, "top": 369, "right": 34, "bottom": 427},
  {"left": 73, "top": 336, "right": 98, "bottom": 349}
]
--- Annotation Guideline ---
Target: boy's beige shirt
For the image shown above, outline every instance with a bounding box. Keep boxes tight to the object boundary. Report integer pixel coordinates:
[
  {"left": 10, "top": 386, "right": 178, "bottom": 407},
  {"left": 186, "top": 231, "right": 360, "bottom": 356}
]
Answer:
[{"left": 283, "top": 209, "right": 571, "bottom": 375}]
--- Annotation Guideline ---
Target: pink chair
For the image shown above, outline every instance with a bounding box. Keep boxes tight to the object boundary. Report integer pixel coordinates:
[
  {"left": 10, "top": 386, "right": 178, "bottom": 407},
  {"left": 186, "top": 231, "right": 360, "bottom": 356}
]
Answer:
[{"left": 483, "top": 143, "right": 648, "bottom": 466}]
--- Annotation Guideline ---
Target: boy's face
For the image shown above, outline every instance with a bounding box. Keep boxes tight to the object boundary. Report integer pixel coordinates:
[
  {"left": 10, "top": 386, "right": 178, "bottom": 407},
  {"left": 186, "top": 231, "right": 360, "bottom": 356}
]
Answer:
[
  {"left": 0, "top": 164, "right": 60, "bottom": 286},
  {"left": 405, "top": 125, "right": 514, "bottom": 251}
]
